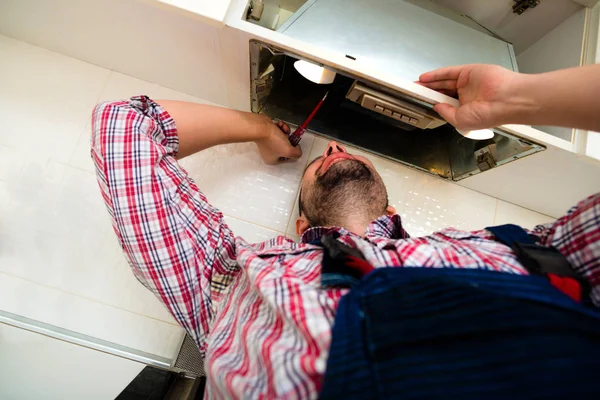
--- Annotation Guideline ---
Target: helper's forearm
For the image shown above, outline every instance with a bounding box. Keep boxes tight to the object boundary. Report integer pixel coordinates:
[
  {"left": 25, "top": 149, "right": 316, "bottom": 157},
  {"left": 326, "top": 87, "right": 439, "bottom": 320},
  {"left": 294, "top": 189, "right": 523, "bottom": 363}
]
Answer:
[
  {"left": 508, "top": 64, "right": 600, "bottom": 131},
  {"left": 158, "top": 100, "right": 271, "bottom": 159}
]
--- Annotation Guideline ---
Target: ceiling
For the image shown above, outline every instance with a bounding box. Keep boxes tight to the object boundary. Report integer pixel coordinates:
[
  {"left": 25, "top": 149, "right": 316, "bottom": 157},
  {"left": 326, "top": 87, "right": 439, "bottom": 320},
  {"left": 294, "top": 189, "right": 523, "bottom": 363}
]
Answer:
[{"left": 432, "top": 0, "right": 585, "bottom": 54}]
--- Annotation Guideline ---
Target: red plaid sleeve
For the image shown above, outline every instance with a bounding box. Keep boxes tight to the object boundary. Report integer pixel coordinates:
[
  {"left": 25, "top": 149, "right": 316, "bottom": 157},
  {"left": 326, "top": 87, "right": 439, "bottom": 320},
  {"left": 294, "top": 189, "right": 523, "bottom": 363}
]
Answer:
[
  {"left": 535, "top": 193, "right": 600, "bottom": 306},
  {"left": 90, "top": 96, "right": 238, "bottom": 353}
]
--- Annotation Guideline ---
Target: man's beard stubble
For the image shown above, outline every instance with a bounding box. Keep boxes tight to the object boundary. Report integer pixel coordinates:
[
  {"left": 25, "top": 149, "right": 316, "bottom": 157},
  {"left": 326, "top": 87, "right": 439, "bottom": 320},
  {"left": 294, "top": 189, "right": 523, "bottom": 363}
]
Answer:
[
  {"left": 303, "top": 159, "right": 388, "bottom": 228},
  {"left": 316, "top": 159, "right": 373, "bottom": 192}
]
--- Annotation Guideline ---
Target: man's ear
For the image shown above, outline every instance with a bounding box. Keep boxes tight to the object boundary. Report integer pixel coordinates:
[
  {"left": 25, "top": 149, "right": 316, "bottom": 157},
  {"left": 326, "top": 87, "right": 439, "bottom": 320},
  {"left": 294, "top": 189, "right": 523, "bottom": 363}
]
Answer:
[
  {"left": 386, "top": 205, "right": 396, "bottom": 216},
  {"left": 296, "top": 215, "right": 311, "bottom": 236}
]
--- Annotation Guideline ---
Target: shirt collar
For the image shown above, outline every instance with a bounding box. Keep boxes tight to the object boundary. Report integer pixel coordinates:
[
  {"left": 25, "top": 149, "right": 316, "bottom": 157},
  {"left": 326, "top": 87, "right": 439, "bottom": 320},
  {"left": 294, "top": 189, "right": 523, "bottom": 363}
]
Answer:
[
  {"left": 301, "top": 226, "right": 350, "bottom": 244},
  {"left": 365, "top": 214, "right": 409, "bottom": 239},
  {"left": 300, "top": 214, "right": 408, "bottom": 244}
]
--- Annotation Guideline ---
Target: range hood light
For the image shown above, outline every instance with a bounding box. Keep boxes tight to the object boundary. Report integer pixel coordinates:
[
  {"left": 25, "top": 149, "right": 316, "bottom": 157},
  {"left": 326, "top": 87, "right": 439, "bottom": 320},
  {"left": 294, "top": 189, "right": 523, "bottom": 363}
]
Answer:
[
  {"left": 294, "top": 60, "right": 336, "bottom": 84},
  {"left": 457, "top": 128, "right": 495, "bottom": 140}
]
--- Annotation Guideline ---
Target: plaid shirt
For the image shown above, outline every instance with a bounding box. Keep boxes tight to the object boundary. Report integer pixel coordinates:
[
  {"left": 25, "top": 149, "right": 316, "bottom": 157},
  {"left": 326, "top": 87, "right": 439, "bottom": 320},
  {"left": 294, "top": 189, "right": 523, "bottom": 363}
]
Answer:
[{"left": 91, "top": 97, "right": 600, "bottom": 399}]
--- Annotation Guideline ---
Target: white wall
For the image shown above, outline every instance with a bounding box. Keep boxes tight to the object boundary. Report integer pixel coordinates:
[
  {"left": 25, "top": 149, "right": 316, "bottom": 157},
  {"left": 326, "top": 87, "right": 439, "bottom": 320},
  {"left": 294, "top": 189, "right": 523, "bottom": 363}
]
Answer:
[
  {"left": 587, "top": 132, "right": 600, "bottom": 159},
  {"left": 0, "top": 35, "right": 187, "bottom": 363},
  {"left": 517, "top": 7, "right": 586, "bottom": 80},
  {"left": 516, "top": 8, "right": 586, "bottom": 141},
  {"left": 0, "top": 324, "right": 144, "bottom": 400},
  {"left": 434, "top": 0, "right": 583, "bottom": 55},
  {"left": 0, "top": 0, "right": 230, "bottom": 106}
]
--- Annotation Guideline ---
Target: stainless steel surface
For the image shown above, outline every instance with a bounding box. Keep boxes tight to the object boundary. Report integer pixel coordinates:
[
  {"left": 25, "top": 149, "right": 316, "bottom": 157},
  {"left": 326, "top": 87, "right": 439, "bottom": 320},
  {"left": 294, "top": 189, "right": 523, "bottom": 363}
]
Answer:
[
  {"left": 250, "top": 40, "right": 544, "bottom": 182},
  {"left": 449, "top": 135, "right": 543, "bottom": 180},
  {"left": 346, "top": 81, "right": 446, "bottom": 129},
  {"left": 174, "top": 334, "right": 205, "bottom": 377},
  {"left": 0, "top": 310, "right": 172, "bottom": 369},
  {"left": 279, "top": 0, "right": 517, "bottom": 82}
]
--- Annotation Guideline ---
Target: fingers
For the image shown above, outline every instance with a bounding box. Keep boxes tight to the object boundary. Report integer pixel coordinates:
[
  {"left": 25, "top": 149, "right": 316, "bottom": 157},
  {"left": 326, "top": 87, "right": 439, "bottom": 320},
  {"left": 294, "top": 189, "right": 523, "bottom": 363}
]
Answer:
[
  {"left": 274, "top": 142, "right": 302, "bottom": 164},
  {"left": 418, "top": 80, "right": 458, "bottom": 98},
  {"left": 276, "top": 121, "right": 291, "bottom": 134},
  {"left": 433, "top": 103, "right": 458, "bottom": 127},
  {"left": 286, "top": 144, "right": 302, "bottom": 160},
  {"left": 418, "top": 79, "right": 457, "bottom": 91},
  {"left": 276, "top": 145, "right": 302, "bottom": 164},
  {"left": 419, "top": 65, "right": 470, "bottom": 83},
  {"left": 437, "top": 89, "right": 457, "bottom": 97}
]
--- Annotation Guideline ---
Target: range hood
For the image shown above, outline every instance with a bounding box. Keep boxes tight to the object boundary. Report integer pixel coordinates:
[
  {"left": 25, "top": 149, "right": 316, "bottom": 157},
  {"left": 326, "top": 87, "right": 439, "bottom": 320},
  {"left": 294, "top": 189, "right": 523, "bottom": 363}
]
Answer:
[
  {"left": 250, "top": 40, "right": 544, "bottom": 181},
  {"left": 275, "top": 0, "right": 518, "bottom": 82}
]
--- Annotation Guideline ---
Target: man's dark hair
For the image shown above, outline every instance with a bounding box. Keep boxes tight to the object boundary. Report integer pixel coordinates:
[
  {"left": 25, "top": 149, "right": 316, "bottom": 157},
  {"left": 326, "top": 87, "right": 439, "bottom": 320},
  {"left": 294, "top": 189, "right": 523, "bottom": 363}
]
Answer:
[{"left": 299, "top": 158, "right": 388, "bottom": 229}]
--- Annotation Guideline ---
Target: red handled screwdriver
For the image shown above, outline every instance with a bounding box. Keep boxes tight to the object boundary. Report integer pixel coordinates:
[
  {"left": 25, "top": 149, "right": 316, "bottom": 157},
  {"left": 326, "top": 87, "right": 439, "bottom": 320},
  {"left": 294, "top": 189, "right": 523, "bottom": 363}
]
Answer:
[
  {"left": 279, "top": 91, "right": 329, "bottom": 161},
  {"left": 288, "top": 91, "right": 329, "bottom": 146}
]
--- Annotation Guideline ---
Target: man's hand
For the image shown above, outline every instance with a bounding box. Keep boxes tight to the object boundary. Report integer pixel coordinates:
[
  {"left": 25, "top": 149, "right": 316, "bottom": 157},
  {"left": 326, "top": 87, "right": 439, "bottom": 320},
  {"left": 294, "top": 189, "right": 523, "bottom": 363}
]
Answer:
[
  {"left": 255, "top": 120, "right": 302, "bottom": 165},
  {"left": 418, "top": 64, "right": 528, "bottom": 131}
]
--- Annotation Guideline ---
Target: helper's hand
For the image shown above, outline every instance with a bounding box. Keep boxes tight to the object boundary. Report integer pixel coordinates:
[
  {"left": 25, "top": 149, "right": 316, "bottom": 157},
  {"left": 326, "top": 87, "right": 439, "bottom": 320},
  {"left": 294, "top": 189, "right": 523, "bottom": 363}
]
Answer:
[
  {"left": 255, "top": 120, "right": 302, "bottom": 165},
  {"left": 418, "top": 64, "right": 522, "bottom": 131}
]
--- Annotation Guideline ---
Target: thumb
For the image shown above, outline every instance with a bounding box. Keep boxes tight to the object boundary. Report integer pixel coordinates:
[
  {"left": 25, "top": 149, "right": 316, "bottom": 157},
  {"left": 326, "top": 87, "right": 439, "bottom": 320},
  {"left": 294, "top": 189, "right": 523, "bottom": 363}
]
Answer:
[{"left": 433, "top": 103, "right": 458, "bottom": 127}]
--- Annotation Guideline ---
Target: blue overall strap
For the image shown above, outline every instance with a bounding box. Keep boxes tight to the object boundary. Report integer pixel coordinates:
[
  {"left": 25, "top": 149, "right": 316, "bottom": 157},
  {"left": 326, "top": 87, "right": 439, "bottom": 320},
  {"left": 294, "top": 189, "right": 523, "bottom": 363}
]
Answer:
[
  {"left": 486, "top": 224, "right": 589, "bottom": 302},
  {"left": 320, "top": 267, "right": 600, "bottom": 399},
  {"left": 486, "top": 223, "right": 536, "bottom": 246}
]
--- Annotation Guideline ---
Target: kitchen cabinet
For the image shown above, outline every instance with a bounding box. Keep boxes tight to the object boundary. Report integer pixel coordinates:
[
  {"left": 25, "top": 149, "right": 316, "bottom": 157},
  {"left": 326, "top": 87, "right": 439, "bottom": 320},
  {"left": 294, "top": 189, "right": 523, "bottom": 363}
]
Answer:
[{"left": 146, "top": 0, "right": 232, "bottom": 26}]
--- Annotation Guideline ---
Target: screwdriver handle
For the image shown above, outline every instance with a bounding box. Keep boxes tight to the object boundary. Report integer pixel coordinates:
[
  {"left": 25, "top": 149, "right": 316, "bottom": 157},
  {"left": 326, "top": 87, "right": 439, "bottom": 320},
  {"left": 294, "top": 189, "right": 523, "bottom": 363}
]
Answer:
[
  {"left": 278, "top": 126, "right": 305, "bottom": 162},
  {"left": 277, "top": 91, "right": 328, "bottom": 162},
  {"left": 288, "top": 127, "right": 305, "bottom": 147}
]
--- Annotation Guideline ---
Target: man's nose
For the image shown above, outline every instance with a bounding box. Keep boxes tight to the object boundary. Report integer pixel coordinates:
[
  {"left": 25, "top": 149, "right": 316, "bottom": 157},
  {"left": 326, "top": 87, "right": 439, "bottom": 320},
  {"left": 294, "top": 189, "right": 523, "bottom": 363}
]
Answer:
[{"left": 323, "top": 141, "right": 347, "bottom": 158}]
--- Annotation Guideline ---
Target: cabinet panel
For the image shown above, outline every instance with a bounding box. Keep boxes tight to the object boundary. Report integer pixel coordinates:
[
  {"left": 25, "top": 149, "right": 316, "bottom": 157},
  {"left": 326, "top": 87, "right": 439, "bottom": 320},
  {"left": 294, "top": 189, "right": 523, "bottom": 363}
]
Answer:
[{"left": 277, "top": 0, "right": 517, "bottom": 82}]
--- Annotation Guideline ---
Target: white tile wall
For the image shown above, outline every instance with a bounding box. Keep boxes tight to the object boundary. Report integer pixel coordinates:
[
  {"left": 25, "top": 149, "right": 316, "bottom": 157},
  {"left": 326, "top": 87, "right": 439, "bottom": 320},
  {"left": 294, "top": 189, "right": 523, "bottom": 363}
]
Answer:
[
  {"left": 0, "top": 36, "right": 110, "bottom": 165},
  {"left": 224, "top": 216, "right": 282, "bottom": 243},
  {"left": 0, "top": 273, "right": 184, "bottom": 359},
  {"left": 0, "top": 323, "right": 144, "bottom": 400},
  {"left": 0, "top": 35, "right": 557, "bottom": 374},
  {"left": 494, "top": 200, "right": 555, "bottom": 229},
  {"left": 178, "top": 133, "right": 315, "bottom": 233},
  {"left": 0, "top": 37, "right": 191, "bottom": 360}
]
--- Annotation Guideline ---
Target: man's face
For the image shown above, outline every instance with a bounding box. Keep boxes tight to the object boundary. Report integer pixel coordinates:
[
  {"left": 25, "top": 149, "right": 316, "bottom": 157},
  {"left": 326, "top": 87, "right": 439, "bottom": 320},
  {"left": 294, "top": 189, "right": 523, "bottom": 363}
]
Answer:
[
  {"left": 302, "top": 141, "right": 377, "bottom": 184},
  {"left": 297, "top": 140, "right": 390, "bottom": 236}
]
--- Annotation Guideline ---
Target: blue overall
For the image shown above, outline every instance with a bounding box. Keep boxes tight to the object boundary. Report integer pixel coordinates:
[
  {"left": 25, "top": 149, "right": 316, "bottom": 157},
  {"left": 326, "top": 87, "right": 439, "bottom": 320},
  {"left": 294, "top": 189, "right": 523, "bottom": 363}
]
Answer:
[{"left": 319, "top": 225, "right": 600, "bottom": 399}]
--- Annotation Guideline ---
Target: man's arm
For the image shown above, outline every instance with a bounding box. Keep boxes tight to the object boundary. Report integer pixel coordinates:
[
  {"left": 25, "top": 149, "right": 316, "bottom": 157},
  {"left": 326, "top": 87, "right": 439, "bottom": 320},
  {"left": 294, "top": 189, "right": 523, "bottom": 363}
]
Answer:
[
  {"left": 418, "top": 64, "right": 600, "bottom": 132},
  {"left": 158, "top": 100, "right": 301, "bottom": 162},
  {"left": 91, "top": 96, "right": 298, "bottom": 353}
]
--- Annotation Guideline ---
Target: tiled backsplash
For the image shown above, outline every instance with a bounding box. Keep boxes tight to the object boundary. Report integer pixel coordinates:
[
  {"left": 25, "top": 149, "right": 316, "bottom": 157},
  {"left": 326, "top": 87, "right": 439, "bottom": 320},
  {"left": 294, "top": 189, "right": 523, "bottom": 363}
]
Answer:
[{"left": 0, "top": 35, "right": 555, "bottom": 362}]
